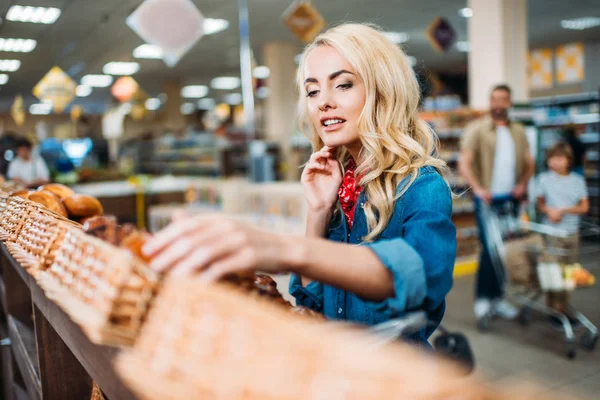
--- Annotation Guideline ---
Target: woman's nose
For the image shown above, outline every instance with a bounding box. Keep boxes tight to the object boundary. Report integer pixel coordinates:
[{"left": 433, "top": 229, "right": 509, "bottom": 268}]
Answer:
[{"left": 318, "top": 90, "right": 336, "bottom": 111}]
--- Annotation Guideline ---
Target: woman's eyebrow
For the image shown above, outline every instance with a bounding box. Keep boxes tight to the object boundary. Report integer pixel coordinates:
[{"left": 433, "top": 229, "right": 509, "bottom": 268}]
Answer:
[{"left": 304, "top": 70, "right": 354, "bottom": 85}]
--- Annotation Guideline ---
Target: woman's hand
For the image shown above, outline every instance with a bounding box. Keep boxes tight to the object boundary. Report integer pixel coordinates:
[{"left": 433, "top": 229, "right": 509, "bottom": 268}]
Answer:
[
  {"left": 142, "top": 214, "right": 295, "bottom": 281},
  {"left": 301, "top": 146, "right": 342, "bottom": 212}
]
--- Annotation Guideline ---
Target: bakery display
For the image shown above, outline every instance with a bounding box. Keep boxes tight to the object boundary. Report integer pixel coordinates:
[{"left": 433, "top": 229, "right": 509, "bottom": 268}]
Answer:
[
  {"left": 37, "top": 228, "right": 159, "bottom": 346},
  {"left": 62, "top": 194, "right": 104, "bottom": 218},
  {"left": 27, "top": 190, "right": 69, "bottom": 217},
  {"left": 37, "top": 183, "right": 75, "bottom": 200}
]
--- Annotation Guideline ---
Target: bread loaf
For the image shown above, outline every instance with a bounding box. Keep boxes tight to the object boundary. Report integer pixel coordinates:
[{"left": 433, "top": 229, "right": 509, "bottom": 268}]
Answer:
[
  {"left": 27, "top": 190, "right": 69, "bottom": 217},
  {"left": 9, "top": 189, "right": 29, "bottom": 199},
  {"left": 62, "top": 194, "right": 103, "bottom": 218},
  {"left": 37, "top": 183, "right": 74, "bottom": 200}
]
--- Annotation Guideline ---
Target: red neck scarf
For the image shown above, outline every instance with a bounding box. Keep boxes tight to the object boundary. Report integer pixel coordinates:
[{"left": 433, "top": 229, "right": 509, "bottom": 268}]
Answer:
[{"left": 338, "top": 158, "right": 363, "bottom": 229}]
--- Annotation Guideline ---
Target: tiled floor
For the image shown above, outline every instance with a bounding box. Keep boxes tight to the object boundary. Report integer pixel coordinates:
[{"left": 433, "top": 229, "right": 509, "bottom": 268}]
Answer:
[{"left": 441, "top": 248, "right": 600, "bottom": 400}]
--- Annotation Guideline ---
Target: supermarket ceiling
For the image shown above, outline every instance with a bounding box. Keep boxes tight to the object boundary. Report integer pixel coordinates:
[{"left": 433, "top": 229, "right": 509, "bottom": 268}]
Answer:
[{"left": 0, "top": 0, "right": 599, "bottom": 111}]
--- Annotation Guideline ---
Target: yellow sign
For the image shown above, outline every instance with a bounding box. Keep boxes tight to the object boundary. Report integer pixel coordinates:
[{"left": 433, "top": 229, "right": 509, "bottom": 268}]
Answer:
[
  {"left": 282, "top": 1, "right": 326, "bottom": 43},
  {"left": 11, "top": 95, "right": 25, "bottom": 126},
  {"left": 32, "top": 66, "right": 76, "bottom": 113},
  {"left": 70, "top": 105, "right": 83, "bottom": 122},
  {"left": 556, "top": 43, "right": 584, "bottom": 84},
  {"left": 529, "top": 48, "right": 553, "bottom": 89}
]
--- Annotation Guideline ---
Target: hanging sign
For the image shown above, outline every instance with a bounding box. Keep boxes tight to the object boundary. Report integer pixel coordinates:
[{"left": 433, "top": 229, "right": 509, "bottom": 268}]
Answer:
[
  {"left": 529, "top": 49, "right": 553, "bottom": 89},
  {"left": 556, "top": 43, "right": 584, "bottom": 84},
  {"left": 32, "top": 66, "right": 77, "bottom": 113},
  {"left": 111, "top": 77, "right": 140, "bottom": 103},
  {"left": 11, "top": 95, "right": 25, "bottom": 126},
  {"left": 127, "top": 0, "right": 205, "bottom": 67},
  {"left": 282, "top": 1, "right": 326, "bottom": 43},
  {"left": 426, "top": 17, "right": 456, "bottom": 53}
]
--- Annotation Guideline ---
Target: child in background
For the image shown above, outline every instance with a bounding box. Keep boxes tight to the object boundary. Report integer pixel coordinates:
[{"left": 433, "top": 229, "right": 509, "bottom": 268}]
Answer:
[{"left": 536, "top": 142, "right": 589, "bottom": 323}]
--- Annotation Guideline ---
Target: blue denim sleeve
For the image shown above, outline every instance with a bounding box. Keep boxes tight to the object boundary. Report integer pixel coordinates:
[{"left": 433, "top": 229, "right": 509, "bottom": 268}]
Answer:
[
  {"left": 363, "top": 171, "right": 456, "bottom": 316},
  {"left": 288, "top": 273, "right": 324, "bottom": 312}
]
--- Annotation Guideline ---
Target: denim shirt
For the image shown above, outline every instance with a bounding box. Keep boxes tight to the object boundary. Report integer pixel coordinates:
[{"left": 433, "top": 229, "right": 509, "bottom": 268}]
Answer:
[{"left": 289, "top": 166, "right": 456, "bottom": 344}]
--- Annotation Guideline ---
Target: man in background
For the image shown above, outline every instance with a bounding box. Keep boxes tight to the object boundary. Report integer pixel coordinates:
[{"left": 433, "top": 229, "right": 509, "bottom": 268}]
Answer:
[
  {"left": 458, "top": 84, "right": 535, "bottom": 324},
  {"left": 7, "top": 137, "right": 50, "bottom": 188}
]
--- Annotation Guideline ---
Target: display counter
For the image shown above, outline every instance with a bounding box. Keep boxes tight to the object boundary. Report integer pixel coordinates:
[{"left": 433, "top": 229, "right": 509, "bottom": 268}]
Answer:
[{"left": 0, "top": 243, "right": 136, "bottom": 400}]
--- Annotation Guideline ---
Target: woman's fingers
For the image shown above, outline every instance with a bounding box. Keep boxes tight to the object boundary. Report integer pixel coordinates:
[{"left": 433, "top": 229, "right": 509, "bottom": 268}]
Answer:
[
  {"left": 170, "top": 233, "right": 247, "bottom": 276},
  {"left": 196, "top": 249, "right": 256, "bottom": 283}
]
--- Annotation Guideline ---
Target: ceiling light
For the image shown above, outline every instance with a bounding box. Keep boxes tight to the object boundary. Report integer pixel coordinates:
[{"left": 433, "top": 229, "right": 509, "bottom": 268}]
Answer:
[
  {"left": 0, "top": 38, "right": 37, "bottom": 53},
  {"left": 253, "top": 66, "right": 270, "bottom": 79},
  {"left": 224, "top": 93, "right": 242, "bottom": 105},
  {"left": 204, "top": 18, "right": 229, "bottom": 35},
  {"left": 181, "top": 102, "right": 195, "bottom": 115},
  {"left": 0, "top": 74, "right": 8, "bottom": 85},
  {"left": 211, "top": 77, "right": 240, "bottom": 90},
  {"left": 133, "top": 44, "right": 163, "bottom": 59},
  {"left": 6, "top": 5, "right": 61, "bottom": 24},
  {"left": 458, "top": 8, "right": 473, "bottom": 18},
  {"left": 81, "top": 74, "right": 113, "bottom": 88},
  {"left": 181, "top": 85, "right": 209, "bottom": 98},
  {"left": 103, "top": 61, "right": 140, "bottom": 76},
  {"left": 455, "top": 41, "right": 471, "bottom": 52},
  {"left": 382, "top": 32, "right": 410, "bottom": 44},
  {"left": 256, "top": 87, "right": 270, "bottom": 99},
  {"left": 407, "top": 56, "right": 417, "bottom": 67},
  {"left": 76, "top": 85, "right": 92, "bottom": 97},
  {"left": 0, "top": 60, "right": 20, "bottom": 72},
  {"left": 145, "top": 98, "right": 161, "bottom": 111},
  {"left": 198, "top": 98, "right": 215, "bottom": 110},
  {"left": 561, "top": 17, "right": 600, "bottom": 30},
  {"left": 29, "top": 103, "right": 52, "bottom": 115}
]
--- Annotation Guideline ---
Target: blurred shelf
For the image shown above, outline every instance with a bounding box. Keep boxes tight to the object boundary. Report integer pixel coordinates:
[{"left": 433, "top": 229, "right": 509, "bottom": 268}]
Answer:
[
  {"left": 536, "top": 113, "right": 600, "bottom": 127},
  {"left": 452, "top": 203, "right": 475, "bottom": 214},
  {"left": 436, "top": 129, "right": 463, "bottom": 139},
  {"left": 457, "top": 226, "right": 479, "bottom": 239},
  {"left": 580, "top": 132, "right": 600, "bottom": 144},
  {"left": 530, "top": 92, "right": 599, "bottom": 106}
]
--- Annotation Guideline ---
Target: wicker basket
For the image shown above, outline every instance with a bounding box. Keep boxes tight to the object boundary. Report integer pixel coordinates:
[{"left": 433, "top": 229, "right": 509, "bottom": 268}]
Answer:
[
  {"left": 37, "top": 228, "right": 160, "bottom": 347},
  {"left": 0, "top": 196, "right": 77, "bottom": 245},
  {"left": 117, "top": 280, "right": 514, "bottom": 400},
  {"left": 6, "top": 212, "right": 80, "bottom": 279}
]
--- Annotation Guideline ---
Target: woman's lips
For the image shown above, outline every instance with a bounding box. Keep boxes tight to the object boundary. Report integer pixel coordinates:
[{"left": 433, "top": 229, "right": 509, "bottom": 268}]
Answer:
[{"left": 322, "top": 120, "right": 346, "bottom": 132}]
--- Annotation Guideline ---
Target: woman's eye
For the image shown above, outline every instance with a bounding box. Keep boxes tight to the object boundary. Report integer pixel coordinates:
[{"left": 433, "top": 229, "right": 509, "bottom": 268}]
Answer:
[
  {"left": 306, "top": 90, "right": 319, "bottom": 98},
  {"left": 337, "top": 83, "right": 353, "bottom": 90}
]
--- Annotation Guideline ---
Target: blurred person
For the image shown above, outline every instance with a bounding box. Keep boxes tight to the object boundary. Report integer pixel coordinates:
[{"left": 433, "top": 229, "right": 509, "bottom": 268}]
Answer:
[
  {"left": 7, "top": 137, "right": 50, "bottom": 188},
  {"left": 458, "top": 84, "right": 534, "bottom": 322},
  {"left": 142, "top": 24, "right": 456, "bottom": 346},
  {"left": 563, "top": 126, "right": 585, "bottom": 176},
  {"left": 537, "top": 143, "right": 588, "bottom": 325}
]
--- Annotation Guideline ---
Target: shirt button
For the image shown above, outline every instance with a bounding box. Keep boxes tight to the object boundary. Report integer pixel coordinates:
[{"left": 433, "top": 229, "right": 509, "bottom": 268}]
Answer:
[{"left": 338, "top": 308, "right": 343, "bottom": 314}]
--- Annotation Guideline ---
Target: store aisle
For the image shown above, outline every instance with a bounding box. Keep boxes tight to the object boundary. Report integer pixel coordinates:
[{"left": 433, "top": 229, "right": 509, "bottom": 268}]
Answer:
[{"left": 441, "top": 249, "right": 600, "bottom": 399}]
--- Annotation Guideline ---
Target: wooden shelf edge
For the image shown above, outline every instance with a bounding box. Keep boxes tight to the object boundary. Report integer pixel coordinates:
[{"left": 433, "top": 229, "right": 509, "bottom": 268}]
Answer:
[
  {"left": 7, "top": 316, "right": 41, "bottom": 400},
  {"left": 0, "top": 243, "right": 32, "bottom": 289}
]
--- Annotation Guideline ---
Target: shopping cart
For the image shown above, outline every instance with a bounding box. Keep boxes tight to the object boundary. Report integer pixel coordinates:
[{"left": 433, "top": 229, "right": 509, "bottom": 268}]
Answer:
[
  {"left": 369, "top": 312, "right": 475, "bottom": 373},
  {"left": 477, "top": 202, "right": 599, "bottom": 359}
]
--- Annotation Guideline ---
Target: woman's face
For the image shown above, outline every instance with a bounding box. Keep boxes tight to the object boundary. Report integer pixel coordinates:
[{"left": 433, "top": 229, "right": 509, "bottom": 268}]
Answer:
[{"left": 303, "top": 46, "right": 365, "bottom": 152}]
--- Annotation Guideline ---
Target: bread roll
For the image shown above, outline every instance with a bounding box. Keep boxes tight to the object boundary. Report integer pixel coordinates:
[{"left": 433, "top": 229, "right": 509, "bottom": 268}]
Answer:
[
  {"left": 62, "top": 194, "right": 103, "bottom": 218},
  {"left": 9, "top": 189, "right": 30, "bottom": 199},
  {"left": 27, "top": 190, "right": 69, "bottom": 217},
  {"left": 37, "top": 183, "right": 74, "bottom": 200},
  {"left": 83, "top": 215, "right": 118, "bottom": 244},
  {"left": 120, "top": 231, "right": 151, "bottom": 262}
]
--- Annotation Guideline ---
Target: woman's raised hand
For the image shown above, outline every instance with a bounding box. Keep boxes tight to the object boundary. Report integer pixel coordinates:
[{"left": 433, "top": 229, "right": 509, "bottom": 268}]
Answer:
[{"left": 301, "top": 146, "right": 342, "bottom": 212}]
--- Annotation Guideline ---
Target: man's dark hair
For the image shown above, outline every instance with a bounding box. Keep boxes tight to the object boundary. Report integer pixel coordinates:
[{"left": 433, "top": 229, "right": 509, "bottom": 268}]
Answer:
[
  {"left": 15, "top": 137, "right": 33, "bottom": 149},
  {"left": 491, "top": 84, "right": 512, "bottom": 97}
]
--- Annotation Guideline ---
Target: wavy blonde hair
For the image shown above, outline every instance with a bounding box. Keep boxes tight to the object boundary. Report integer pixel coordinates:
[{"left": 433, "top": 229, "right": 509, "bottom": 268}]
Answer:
[{"left": 296, "top": 23, "right": 448, "bottom": 242}]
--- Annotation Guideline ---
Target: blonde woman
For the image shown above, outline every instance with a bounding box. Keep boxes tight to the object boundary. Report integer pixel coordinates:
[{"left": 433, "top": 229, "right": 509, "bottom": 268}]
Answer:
[{"left": 143, "top": 24, "right": 456, "bottom": 345}]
